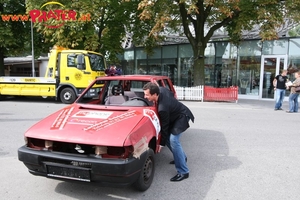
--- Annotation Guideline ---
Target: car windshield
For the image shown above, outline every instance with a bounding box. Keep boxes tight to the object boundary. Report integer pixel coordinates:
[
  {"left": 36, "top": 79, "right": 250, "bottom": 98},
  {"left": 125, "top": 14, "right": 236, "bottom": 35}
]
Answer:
[
  {"left": 76, "top": 79, "right": 153, "bottom": 106},
  {"left": 88, "top": 53, "right": 106, "bottom": 71}
]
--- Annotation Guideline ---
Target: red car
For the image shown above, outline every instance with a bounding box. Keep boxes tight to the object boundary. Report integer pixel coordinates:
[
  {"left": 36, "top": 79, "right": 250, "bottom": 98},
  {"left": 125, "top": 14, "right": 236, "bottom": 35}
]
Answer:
[{"left": 18, "top": 75, "right": 176, "bottom": 191}]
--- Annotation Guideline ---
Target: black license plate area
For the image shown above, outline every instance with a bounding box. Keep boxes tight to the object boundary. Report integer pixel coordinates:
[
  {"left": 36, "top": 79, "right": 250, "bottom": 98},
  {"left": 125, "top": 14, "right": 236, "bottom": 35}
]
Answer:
[{"left": 47, "top": 165, "right": 91, "bottom": 182}]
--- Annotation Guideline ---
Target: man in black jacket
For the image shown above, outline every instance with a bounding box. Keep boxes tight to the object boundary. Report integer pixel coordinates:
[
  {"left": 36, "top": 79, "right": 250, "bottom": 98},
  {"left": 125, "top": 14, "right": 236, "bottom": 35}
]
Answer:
[{"left": 143, "top": 82, "right": 194, "bottom": 182}]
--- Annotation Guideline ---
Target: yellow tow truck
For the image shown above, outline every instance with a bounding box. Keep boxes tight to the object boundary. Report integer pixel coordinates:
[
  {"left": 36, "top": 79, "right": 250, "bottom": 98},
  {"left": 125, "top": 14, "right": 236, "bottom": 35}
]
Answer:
[{"left": 0, "top": 48, "right": 106, "bottom": 104}]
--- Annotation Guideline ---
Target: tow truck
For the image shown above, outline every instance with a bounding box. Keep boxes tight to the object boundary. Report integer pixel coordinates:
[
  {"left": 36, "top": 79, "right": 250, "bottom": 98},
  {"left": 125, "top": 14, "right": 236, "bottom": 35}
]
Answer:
[{"left": 0, "top": 47, "right": 106, "bottom": 104}]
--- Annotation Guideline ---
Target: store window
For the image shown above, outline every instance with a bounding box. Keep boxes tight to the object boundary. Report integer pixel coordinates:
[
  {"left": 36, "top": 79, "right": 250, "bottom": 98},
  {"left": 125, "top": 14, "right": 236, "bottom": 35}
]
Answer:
[
  {"left": 148, "top": 47, "right": 162, "bottom": 76},
  {"left": 204, "top": 43, "right": 216, "bottom": 86},
  {"left": 162, "top": 46, "right": 178, "bottom": 84},
  {"left": 222, "top": 44, "right": 237, "bottom": 87},
  {"left": 204, "top": 42, "right": 237, "bottom": 88},
  {"left": 136, "top": 48, "right": 148, "bottom": 75},
  {"left": 178, "top": 44, "right": 193, "bottom": 86},
  {"left": 288, "top": 38, "right": 300, "bottom": 78},
  {"left": 163, "top": 45, "right": 177, "bottom": 58},
  {"left": 123, "top": 50, "right": 134, "bottom": 74},
  {"left": 238, "top": 40, "right": 262, "bottom": 95},
  {"left": 262, "top": 39, "right": 288, "bottom": 55}
]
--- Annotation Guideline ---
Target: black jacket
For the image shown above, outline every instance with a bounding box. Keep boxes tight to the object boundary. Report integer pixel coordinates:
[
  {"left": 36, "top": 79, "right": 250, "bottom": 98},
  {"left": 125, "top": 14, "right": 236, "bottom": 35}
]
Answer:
[{"left": 157, "top": 87, "right": 195, "bottom": 146}]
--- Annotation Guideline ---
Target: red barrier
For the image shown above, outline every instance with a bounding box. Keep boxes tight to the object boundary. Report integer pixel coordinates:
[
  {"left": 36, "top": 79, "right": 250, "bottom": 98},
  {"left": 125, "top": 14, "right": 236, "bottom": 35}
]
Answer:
[{"left": 204, "top": 86, "right": 238, "bottom": 102}]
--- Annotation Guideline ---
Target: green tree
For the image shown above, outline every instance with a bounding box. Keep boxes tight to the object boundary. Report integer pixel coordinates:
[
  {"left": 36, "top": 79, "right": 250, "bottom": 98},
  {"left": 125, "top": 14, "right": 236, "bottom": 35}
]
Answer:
[
  {"left": 0, "top": 0, "right": 30, "bottom": 76},
  {"left": 138, "top": 0, "right": 300, "bottom": 86},
  {"left": 289, "top": 25, "right": 300, "bottom": 37},
  {"left": 26, "top": 0, "right": 145, "bottom": 64},
  {"left": 0, "top": 0, "right": 54, "bottom": 76}
]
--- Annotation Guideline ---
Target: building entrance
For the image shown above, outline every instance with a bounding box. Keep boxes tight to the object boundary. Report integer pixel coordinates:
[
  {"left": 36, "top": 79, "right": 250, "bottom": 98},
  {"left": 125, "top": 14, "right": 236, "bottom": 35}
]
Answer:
[{"left": 260, "top": 55, "right": 288, "bottom": 99}]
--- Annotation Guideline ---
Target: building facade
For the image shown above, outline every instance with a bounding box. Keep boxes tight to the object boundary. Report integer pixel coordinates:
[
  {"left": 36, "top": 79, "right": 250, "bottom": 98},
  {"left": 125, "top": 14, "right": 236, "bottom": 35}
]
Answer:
[{"left": 119, "top": 37, "right": 300, "bottom": 101}]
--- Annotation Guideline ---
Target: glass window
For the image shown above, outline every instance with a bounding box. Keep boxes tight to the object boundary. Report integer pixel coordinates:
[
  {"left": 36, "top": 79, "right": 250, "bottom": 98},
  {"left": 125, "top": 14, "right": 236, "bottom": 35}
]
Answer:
[
  {"left": 136, "top": 48, "right": 148, "bottom": 74},
  {"left": 204, "top": 42, "right": 238, "bottom": 88},
  {"left": 67, "top": 54, "right": 79, "bottom": 67},
  {"left": 238, "top": 40, "right": 262, "bottom": 95},
  {"left": 122, "top": 50, "right": 135, "bottom": 75},
  {"left": 148, "top": 59, "right": 162, "bottom": 75},
  {"left": 239, "top": 40, "right": 262, "bottom": 56},
  {"left": 67, "top": 54, "right": 86, "bottom": 70},
  {"left": 179, "top": 57, "right": 193, "bottom": 87},
  {"left": 136, "top": 48, "right": 147, "bottom": 59},
  {"left": 162, "top": 59, "right": 177, "bottom": 85},
  {"left": 163, "top": 45, "right": 177, "bottom": 58},
  {"left": 288, "top": 38, "right": 300, "bottom": 73},
  {"left": 131, "top": 81, "right": 149, "bottom": 92},
  {"left": 179, "top": 44, "right": 193, "bottom": 57},
  {"left": 123, "top": 60, "right": 135, "bottom": 75},
  {"left": 148, "top": 47, "right": 161, "bottom": 59},
  {"left": 124, "top": 50, "right": 134, "bottom": 60},
  {"left": 262, "top": 39, "right": 288, "bottom": 55},
  {"left": 204, "top": 43, "right": 215, "bottom": 86},
  {"left": 88, "top": 53, "right": 105, "bottom": 71},
  {"left": 137, "top": 59, "right": 148, "bottom": 74},
  {"left": 205, "top": 43, "right": 215, "bottom": 64},
  {"left": 221, "top": 43, "right": 237, "bottom": 87}
]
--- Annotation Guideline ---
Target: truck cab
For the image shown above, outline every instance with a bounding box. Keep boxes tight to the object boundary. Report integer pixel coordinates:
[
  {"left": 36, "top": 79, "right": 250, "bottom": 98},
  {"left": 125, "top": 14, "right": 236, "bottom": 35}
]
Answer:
[{"left": 0, "top": 48, "right": 106, "bottom": 104}]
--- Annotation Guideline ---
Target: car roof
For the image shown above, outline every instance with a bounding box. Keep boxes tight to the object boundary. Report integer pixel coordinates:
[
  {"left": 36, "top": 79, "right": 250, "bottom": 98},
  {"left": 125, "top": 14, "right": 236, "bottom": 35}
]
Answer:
[{"left": 96, "top": 75, "right": 170, "bottom": 81}]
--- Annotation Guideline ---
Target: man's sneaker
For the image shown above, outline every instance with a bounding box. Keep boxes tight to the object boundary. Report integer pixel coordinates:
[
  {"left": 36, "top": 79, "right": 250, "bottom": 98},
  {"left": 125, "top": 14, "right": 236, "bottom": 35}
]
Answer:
[{"left": 278, "top": 108, "right": 283, "bottom": 110}]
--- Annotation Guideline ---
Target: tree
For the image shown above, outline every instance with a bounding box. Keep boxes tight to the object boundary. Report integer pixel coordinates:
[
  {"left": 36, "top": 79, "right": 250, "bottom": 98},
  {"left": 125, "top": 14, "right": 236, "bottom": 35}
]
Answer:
[
  {"left": 26, "top": 0, "right": 145, "bottom": 63},
  {"left": 138, "top": 0, "right": 300, "bottom": 86},
  {"left": 0, "top": 0, "right": 54, "bottom": 76},
  {"left": 0, "top": 0, "right": 31, "bottom": 76},
  {"left": 289, "top": 25, "right": 300, "bottom": 36}
]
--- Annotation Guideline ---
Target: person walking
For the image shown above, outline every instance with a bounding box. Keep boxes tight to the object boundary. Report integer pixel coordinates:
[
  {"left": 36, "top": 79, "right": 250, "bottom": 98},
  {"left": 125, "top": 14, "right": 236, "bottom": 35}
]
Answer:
[
  {"left": 273, "top": 69, "right": 288, "bottom": 110},
  {"left": 286, "top": 71, "right": 300, "bottom": 113},
  {"left": 143, "top": 82, "right": 194, "bottom": 182}
]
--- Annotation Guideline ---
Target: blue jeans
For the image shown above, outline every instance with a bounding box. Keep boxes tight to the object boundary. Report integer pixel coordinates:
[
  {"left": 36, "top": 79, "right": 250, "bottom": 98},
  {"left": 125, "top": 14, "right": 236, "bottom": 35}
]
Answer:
[
  {"left": 275, "top": 89, "right": 286, "bottom": 109},
  {"left": 166, "top": 133, "right": 189, "bottom": 174},
  {"left": 288, "top": 93, "right": 299, "bottom": 112}
]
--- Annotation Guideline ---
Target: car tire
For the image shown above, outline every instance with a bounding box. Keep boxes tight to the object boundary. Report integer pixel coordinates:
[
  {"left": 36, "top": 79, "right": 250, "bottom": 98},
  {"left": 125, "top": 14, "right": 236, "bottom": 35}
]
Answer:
[
  {"left": 60, "top": 88, "right": 76, "bottom": 104},
  {"left": 133, "top": 149, "right": 155, "bottom": 191}
]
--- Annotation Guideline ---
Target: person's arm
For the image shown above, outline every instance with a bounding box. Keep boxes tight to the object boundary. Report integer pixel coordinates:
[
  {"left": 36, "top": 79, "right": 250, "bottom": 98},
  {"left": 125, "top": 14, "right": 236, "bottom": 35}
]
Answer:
[
  {"left": 273, "top": 78, "right": 277, "bottom": 87},
  {"left": 158, "top": 110, "right": 170, "bottom": 146},
  {"left": 291, "top": 79, "right": 300, "bottom": 87}
]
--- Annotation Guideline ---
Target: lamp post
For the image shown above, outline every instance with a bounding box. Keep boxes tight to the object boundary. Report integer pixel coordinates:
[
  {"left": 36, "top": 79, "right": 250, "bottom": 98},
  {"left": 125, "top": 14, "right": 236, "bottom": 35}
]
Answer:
[{"left": 31, "top": 20, "right": 35, "bottom": 77}]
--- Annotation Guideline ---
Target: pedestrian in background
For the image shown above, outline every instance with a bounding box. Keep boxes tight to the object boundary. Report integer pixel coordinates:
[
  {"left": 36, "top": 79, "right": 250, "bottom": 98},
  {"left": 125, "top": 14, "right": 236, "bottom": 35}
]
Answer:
[
  {"left": 143, "top": 82, "right": 194, "bottom": 182},
  {"left": 286, "top": 71, "right": 300, "bottom": 113},
  {"left": 273, "top": 69, "right": 288, "bottom": 110}
]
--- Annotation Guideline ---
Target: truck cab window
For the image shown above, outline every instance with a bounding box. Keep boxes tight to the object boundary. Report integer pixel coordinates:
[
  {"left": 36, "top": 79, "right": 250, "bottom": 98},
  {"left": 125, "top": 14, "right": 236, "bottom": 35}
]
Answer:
[
  {"left": 89, "top": 54, "right": 105, "bottom": 71},
  {"left": 67, "top": 54, "right": 86, "bottom": 70},
  {"left": 47, "top": 67, "right": 53, "bottom": 77}
]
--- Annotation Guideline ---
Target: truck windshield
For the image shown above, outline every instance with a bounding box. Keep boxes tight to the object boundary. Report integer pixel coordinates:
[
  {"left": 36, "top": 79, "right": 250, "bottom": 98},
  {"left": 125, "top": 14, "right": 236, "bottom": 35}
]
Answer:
[{"left": 88, "top": 53, "right": 106, "bottom": 71}]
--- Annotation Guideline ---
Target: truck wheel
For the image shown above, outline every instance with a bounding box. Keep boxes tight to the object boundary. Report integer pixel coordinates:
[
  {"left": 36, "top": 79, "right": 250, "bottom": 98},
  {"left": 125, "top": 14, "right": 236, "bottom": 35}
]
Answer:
[
  {"left": 133, "top": 149, "right": 155, "bottom": 191},
  {"left": 60, "top": 88, "right": 76, "bottom": 104}
]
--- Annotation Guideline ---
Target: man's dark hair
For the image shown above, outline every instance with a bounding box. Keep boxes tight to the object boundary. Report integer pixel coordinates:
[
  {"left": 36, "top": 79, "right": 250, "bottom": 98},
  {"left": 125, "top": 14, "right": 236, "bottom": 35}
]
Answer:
[{"left": 143, "top": 82, "right": 159, "bottom": 95}]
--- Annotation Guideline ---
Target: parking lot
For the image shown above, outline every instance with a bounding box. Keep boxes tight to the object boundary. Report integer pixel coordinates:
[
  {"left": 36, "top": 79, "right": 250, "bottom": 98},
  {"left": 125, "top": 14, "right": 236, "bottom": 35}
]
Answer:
[{"left": 1, "top": 97, "right": 299, "bottom": 200}]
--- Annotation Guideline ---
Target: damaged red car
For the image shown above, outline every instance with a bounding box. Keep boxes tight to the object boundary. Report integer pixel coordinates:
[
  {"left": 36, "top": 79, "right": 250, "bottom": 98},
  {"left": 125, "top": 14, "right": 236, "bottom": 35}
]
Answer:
[{"left": 18, "top": 75, "right": 176, "bottom": 191}]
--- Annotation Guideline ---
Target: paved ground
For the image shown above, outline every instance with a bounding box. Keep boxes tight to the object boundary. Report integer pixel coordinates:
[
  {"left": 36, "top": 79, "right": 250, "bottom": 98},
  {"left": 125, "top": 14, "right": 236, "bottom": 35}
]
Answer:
[
  {"left": 180, "top": 99, "right": 299, "bottom": 200},
  {"left": 0, "top": 97, "right": 299, "bottom": 200}
]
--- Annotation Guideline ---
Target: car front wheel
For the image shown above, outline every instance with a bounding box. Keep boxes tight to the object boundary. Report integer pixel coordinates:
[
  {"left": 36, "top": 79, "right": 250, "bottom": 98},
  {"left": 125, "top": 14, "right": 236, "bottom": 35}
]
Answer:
[{"left": 133, "top": 149, "right": 155, "bottom": 191}]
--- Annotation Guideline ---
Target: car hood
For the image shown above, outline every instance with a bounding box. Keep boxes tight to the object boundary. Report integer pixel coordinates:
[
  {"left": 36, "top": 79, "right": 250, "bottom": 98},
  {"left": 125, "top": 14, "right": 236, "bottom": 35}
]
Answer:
[{"left": 24, "top": 104, "right": 148, "bottom": 146}]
